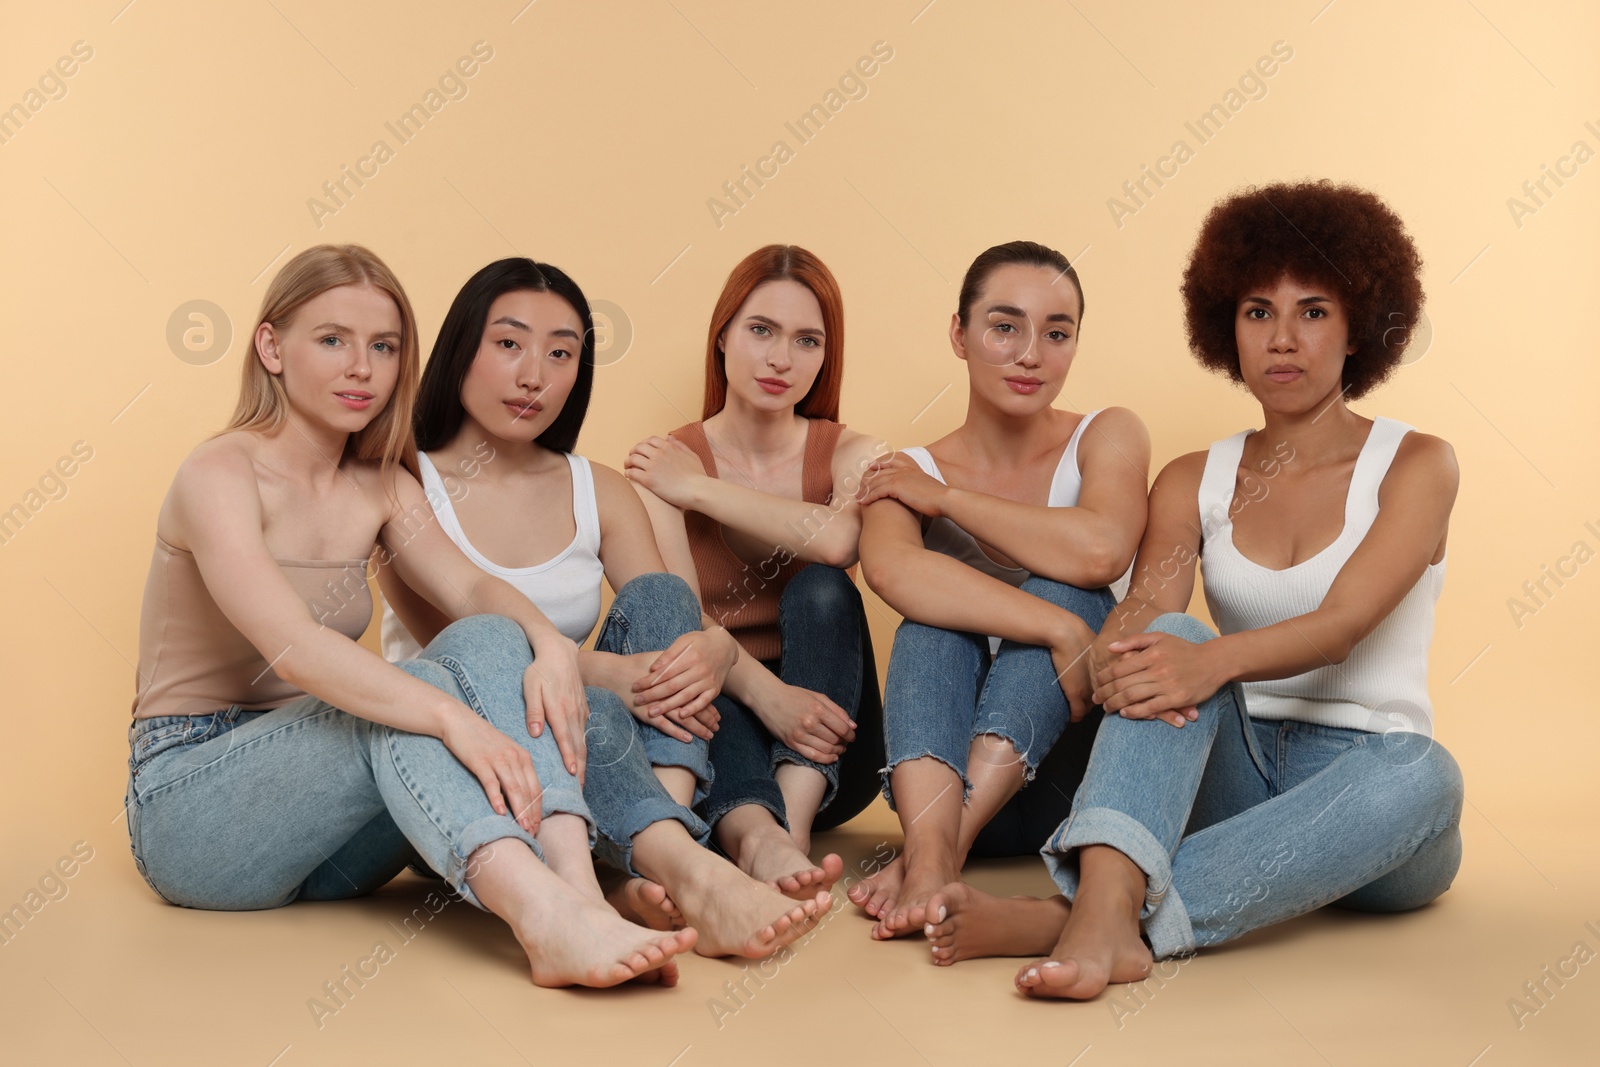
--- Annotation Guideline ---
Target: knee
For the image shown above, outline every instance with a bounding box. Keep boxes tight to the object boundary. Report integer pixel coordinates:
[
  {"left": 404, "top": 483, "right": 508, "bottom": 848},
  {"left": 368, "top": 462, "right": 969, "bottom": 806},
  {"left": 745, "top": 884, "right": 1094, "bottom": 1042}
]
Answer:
[
  {"left": 432, "top": 613, "right": 530, "bottom": 662},
  {"left": 1019, "top": 576, "right": 1114, "bottom": 626},
  {"left": 615, "top": 571, "right": 696, "bottom": 612},
  {"left": 1146, "top": 612, "right": 1216, "bottom": 644},
  {"left": 780, "top": 564, "right": 861, "bottom": 622}
]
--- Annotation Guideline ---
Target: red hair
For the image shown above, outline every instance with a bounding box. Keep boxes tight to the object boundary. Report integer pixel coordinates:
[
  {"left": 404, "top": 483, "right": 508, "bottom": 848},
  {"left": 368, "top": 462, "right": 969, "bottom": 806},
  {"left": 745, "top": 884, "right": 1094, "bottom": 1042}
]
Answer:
[{"left": 702, "top": 245, "right": 845, "bottom": 421}]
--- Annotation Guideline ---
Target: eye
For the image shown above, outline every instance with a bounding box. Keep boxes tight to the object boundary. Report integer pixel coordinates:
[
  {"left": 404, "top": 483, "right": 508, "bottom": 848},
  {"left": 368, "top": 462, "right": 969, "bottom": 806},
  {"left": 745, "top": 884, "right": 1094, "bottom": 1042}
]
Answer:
[
  {"left": 798, "top": 336, "right": 821, "bottom": 348},
  {"left": 321, "top": 335, "right": 341, "bottom": 346},
  {"left": 497, "top": 337, "right": 520, "bottom": 351},
  {"left": 549, "top": 348, "right": 573, "bottom": 360},
  {"left": 750, "top": 324, "right": 771, "bottom": 336},
  {"left": 1304, "top": 306, "right": 1326, "bottom": 319},
  {"left": 993, "top": 321, "right": 1017, "bottom": 334},
  {"left": 372, "top": 341, "right": 392, "bottom": 354},
  {"left": 1245, "top": 307, "right": 1269, "bottom": 319},
  {"left": 1047, "top": 329, "right": 1071, "bottom": 342}
]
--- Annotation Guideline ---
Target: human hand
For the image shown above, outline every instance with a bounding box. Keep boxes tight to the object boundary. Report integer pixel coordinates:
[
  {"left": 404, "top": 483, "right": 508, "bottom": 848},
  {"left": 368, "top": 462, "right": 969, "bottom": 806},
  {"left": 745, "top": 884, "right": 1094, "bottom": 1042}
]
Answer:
[
  {"left": 754, "top": 682, "right": 856, "bottom": 763},
  {"left": 523, "top": 633, "right": 589, "bottom": 782},
  {"left": 624, "top": 435, "right": 706, "bottom": 509},
  {"left": 856, "top": 452, "right": 951, "bottom": 517},
  {"left": 1092, "top": 631, "right": 1208, "bottom": 729},
  {"left": 438, "top": 705, "right": 544, "bottom": 835}
]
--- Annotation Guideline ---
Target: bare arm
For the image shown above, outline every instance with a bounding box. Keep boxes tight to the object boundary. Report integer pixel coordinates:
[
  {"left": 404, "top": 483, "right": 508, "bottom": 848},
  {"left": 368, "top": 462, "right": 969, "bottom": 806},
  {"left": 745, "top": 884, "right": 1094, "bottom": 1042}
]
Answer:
[
  {"left": 1095, "top": 434, "right": 1459, "bottom": 720},
  {"left": 168, "top": 443, "right": 546, "bottom": 830},
  {"left": 931, "top": 408, "right": 1151, "bottom": 586},
  {"left": 627, "top": 429, "right": 886, "bottom": 569}
]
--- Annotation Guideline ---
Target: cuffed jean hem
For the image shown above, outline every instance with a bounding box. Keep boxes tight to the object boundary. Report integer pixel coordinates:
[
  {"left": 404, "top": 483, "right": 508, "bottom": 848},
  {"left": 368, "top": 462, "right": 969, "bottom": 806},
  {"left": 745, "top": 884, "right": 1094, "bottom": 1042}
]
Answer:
[
  {"left": 771, "top": 744, "right": 841, "bottom": 813},
  {"left": 595, "top": 798, "right": 712, "bottom": 879},
  {"left": 878, "top": 751, "right": 973, "bottom": 811},
  {"left": 440, "top": 815, "right": 544, "bottom": 913},
  {"left": 700, "top": 787, "right": 788, "bottom": 836},
  {"left": 640, "top": 729, "right": 713, "bottom": 808},
  {"left": 1042, "top": 805, "right": 1196, "bottom": 956}
]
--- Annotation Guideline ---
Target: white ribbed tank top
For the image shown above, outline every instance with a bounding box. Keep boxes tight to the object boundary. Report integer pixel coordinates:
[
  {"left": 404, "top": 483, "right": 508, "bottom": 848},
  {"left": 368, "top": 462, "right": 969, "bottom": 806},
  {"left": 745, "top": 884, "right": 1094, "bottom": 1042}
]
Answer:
[
  {"left": 381, "top": 451, "right": 605, "bottom": 660},
  {"left": 1198, "top": 417, "right": 1446, "bottom": 733},
  {"left": 904, "top": 410, "right": 1106, "bottom": 655}
]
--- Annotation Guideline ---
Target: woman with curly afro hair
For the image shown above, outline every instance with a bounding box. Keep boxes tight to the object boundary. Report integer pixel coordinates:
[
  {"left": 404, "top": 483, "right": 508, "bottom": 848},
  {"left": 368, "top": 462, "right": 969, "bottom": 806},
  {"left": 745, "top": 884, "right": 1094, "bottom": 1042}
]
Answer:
[{"left": 917, "top": 181, "right": 1465, "bottom": 999}]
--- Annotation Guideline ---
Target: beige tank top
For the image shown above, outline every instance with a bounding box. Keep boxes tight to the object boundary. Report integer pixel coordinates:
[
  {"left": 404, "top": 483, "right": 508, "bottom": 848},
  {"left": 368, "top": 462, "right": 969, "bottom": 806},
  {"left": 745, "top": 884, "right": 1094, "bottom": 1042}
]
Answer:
[{"left": 130, "top": 536, "right": 373, "bottom": 720}]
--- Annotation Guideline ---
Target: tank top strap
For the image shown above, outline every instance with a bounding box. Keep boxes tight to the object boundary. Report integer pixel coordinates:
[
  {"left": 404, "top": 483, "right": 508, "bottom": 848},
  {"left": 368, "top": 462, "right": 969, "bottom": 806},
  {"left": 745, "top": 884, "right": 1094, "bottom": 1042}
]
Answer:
[
  {"left": 802, "top": 419, "right": 844, "bottom": 504},
  {"left": 1197, "top": 429, "right": 1251, "bottom": 545},
  {"left": 567, "top": 453, "right": 602, "bottom": 555},
  {"left": 416, "top": 452, "right": 466, "bottom": 542},
  {"left": 670, "top": 421, "right": 717, "bottom": 477},
  {"left": 1347, "top": 417, "right": 1415, "bottom": 519},
  {"left": 900, "top": 445, "right": 940, "bottom": 481}
]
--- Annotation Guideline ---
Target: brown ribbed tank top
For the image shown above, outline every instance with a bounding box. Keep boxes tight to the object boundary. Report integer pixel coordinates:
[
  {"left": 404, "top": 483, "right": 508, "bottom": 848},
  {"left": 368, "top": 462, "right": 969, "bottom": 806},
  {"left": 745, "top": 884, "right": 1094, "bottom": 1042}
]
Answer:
[
  {"left": 130, "top": 536, "right": 373, "bottom": 720},
  {"left": 673, "top": 418, "right": 844, "bottom": 662}
]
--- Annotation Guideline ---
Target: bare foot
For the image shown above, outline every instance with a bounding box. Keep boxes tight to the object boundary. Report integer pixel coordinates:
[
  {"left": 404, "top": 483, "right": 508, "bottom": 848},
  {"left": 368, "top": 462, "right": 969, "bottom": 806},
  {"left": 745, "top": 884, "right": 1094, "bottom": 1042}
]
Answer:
[
  {"left": 606, "top": 877, "right": 683, "bottom": 932},
  {"left": 511, "top": 884, "right": 699, "bottom": 988},
  {"left": 923, "top": 883, "right": 1070, "bottom": 966},
  {"left": 673, "top": 863, "right": 833, "bottom": 959},
  {"left": 875, "top": 851, "right": 957, "bottom": 940},
  {"left": 847, "top": 853, "right": 903, "bottom": 921},
  {"left": 1013, "top": 888, "right": 1152, "bottom": 999},
  {"left": 735, "top": 824, "right": 843, "bottom": 902}
]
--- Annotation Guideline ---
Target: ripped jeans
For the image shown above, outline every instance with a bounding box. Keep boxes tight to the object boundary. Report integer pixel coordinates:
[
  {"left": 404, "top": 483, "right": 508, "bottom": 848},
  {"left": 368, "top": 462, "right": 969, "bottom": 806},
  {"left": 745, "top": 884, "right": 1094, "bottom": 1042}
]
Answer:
[{"left": 879, "top": 577, "right": 1115, "bottom": 854}]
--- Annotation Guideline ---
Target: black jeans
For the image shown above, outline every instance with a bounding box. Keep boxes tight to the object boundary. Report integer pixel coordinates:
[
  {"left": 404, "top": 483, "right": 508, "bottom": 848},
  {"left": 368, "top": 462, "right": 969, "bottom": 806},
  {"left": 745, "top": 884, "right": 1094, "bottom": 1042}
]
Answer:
[{"left": 698, "top": 564, "right": 885, "bottom": 833}]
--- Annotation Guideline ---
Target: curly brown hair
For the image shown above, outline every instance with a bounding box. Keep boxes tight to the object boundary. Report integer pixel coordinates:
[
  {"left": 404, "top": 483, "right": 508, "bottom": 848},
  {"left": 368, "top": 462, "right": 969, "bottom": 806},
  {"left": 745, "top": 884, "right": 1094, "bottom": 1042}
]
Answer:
[{"left": 1180, "top": 180, "right": 1424, "bottom": 400}]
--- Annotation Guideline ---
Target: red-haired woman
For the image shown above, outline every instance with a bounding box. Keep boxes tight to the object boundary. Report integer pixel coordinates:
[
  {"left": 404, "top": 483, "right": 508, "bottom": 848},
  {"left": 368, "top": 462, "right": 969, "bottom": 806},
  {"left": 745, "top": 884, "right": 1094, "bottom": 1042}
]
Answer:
[{"left": 627, "top": 245, "right": 886, "bottom": 898}]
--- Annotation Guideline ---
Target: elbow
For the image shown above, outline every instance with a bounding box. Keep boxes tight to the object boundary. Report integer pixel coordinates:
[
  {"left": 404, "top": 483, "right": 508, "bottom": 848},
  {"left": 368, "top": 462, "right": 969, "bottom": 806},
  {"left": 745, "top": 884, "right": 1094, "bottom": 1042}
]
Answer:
[
  {"left": 818, "top": 539, "right": 859, "bottom": 570},
  {"left": 859, "top": 551, "right": 899, "bottom": 604},
  {"left": 1078, "top": 538, "right": 1131, "bottom": 589}
]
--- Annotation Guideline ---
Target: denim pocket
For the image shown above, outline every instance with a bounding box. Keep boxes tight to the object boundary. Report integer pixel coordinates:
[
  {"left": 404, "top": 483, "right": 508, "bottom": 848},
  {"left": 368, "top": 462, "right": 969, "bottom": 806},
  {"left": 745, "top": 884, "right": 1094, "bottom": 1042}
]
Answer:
[{"left": 130, "top": 713, "right": 221, "bottom": 779}]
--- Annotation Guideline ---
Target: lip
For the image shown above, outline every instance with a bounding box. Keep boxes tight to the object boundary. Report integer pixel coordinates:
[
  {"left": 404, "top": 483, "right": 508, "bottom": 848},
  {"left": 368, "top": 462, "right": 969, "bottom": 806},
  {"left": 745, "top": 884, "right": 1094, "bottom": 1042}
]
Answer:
[
  {"left": 504, "top": 398, "right": 542, "bottom": 418},
  {"left": 1003, "top": 375, "right": 1044, "bottom": 395},
  {"left": 755, "top": 377, "right": 791, "bottom": 395},
  {"left": 1264, "top": 364, "right": 1302, "bottom": 384},
  {"left": 335, "top": 391, "right": 374, "bottom": 410}
]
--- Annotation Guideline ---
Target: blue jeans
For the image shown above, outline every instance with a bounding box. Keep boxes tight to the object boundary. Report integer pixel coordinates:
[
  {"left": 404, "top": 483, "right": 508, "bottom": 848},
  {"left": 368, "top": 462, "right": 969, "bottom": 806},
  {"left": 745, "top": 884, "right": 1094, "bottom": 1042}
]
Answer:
[
  {"left": 699, "top": 564, "right": 885, "bottom": 832},
  {"left": 1042, "top": 612, "right": 1465, "bottom": 959},
  {"left": 880, "top": 577, "right": 1116, "bottom": 852},
  {"left": 123, "top": 614, "right": 587, "bottom": 913},
  {"left": 583, "top": 572, "right": 713, "bottom": 874}
]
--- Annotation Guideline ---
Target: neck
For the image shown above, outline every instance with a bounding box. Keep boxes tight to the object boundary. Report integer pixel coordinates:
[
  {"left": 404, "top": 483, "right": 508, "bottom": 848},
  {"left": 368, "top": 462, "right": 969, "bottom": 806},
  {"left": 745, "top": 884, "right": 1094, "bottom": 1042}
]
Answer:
[
  {"left": 261, "top": 408, "right": 353, "bottom": 488},
  {"left": 706, "top": 393, "right": 806, "bottom": 459},
  {"left": 956, "top": 384, "right": 1068, "bottom": 465},
  {"left": 440, "top": 416, "right": 555, "bottom": 478},
  {"left": 1257, "top": 393, "right": 1366, "bottom": 465}
]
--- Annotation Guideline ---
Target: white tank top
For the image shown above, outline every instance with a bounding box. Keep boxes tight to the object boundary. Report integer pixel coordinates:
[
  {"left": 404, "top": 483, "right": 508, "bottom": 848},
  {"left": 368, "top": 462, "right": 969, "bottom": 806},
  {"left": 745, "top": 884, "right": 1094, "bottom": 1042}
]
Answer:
[
  {"left": 1197, "top": 417, "right": 1446, "bottom": 734},
  {"left": 381, "top": 451, "right": 605, "bottom": 660},
  {"left": 903, "top": 410, "right": 1105, "bottom": 655}
]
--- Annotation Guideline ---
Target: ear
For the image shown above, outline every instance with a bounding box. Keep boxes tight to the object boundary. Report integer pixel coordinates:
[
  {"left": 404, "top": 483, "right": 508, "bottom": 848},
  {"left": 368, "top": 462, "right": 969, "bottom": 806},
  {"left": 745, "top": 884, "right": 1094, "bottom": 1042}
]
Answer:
[
  {"left": 255, "top": 321, "right": 284, "bottom": 375},
  {"left": 947, "top": 312, "right": 969, "bottom": 363}
]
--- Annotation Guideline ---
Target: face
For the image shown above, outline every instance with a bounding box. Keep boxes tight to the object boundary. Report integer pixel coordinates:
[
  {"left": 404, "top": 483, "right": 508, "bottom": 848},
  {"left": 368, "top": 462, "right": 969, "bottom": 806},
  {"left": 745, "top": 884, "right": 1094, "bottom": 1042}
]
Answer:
[
  {"left": 459, "top": 289, "right": 584, "bottom": 444},
  {"left": 950, "top": 263, "right": 1080, "bottom": 413},
  {"left": 257, "top": 283, "right": 403, "bottom": 434},
  {"left": 717, "top": 279, "right": 826, "bottom": 412},
  {"left": 1234, "top": 275, "right": 1356, "bottom": 414}
]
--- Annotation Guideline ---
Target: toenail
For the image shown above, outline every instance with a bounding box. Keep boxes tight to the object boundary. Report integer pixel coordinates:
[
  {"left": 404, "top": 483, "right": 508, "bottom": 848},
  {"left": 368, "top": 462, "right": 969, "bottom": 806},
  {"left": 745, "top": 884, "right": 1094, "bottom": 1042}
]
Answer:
[
  {"left": 934, "top": 906, "right": 946, "bottom": 922},
  {"left": 1041, "top": 961, "right": 1061, "bottom": 968}
]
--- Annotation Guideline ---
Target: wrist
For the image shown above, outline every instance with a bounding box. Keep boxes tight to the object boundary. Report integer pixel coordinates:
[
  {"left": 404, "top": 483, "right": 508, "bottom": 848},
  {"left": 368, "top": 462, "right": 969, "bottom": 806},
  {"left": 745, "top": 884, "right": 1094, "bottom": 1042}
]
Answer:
[{"left": 1201, "top": 634, "right": 1239, "bottom": 692}]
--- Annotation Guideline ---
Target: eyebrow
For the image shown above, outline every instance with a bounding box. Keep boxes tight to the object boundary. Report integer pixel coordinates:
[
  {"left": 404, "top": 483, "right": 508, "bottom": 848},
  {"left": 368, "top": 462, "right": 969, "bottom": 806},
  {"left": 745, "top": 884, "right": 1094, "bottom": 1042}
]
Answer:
[
  {"left": 986, "top": 303, "right": 1076, "bottom": 325},
  {"left": 490, "top": 315, "right": 581, "bottom": 341},
  {"left": 746, "top": 313, "right": 824, "bottom": 337},
  {"left": 310, "top": 322, "right": 402, "bottom": 340},
  {"left": 1242, "top": 295, "right": 1332, "bottom": 306}
]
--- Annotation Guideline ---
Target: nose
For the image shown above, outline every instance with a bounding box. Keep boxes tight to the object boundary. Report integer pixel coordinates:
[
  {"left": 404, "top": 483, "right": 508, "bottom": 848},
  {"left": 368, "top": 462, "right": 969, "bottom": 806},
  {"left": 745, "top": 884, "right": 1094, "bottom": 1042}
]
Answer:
[
  {"left": 515, "top": 351, "right": 544, "bottom": 392},
  {"left": 347, "top": 344, "right": 373, "bottom": 379},
  {"left": 1269, "top": 316, "right": 1297, "bottom": 353}
]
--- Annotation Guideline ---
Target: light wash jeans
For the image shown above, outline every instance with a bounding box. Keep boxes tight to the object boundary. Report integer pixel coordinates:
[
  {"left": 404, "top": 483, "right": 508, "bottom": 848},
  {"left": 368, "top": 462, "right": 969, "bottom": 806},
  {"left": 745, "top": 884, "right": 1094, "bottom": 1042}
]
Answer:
[
  {"left": 880, "top": 577, "right": 1116, "bottom": 828},
  {"left": 1042, "top": 612, "right": 1464, "bottom": 959},
  {"left": 583, "top": 572, "right": 713, "bottom": 875},
  {"left": 125, "top": 614, "right": 586, "bottom": 912}
]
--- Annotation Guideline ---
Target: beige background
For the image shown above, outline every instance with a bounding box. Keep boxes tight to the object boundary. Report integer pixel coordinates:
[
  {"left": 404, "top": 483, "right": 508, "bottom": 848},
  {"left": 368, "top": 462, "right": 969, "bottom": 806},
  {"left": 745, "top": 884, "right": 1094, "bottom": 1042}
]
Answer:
[{"left": 2, "top": 1, "right": 1597, "bottom": 1064}]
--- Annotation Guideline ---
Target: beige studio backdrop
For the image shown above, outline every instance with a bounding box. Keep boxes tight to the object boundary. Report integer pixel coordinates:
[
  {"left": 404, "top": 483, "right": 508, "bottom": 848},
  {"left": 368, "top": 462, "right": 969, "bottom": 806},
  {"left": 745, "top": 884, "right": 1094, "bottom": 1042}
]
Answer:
[{"left": 1, "top": 1, "right": 1597, "bottom": 1065}]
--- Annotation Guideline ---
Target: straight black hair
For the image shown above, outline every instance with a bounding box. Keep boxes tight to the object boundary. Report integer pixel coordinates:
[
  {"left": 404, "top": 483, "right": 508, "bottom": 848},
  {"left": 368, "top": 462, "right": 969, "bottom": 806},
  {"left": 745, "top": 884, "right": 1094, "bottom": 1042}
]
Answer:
[
  {"left": 957, "top": 240, "right": 1085, "bottom": 328},
  {"left": 414, "top": 257, "right": 596, "bottom": 454}
]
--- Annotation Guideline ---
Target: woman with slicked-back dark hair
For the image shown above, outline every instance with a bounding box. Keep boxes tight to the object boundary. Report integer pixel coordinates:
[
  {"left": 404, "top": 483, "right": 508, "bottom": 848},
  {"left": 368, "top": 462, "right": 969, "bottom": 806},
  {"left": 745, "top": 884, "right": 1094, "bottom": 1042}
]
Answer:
[
  {"left": 853, "top": 239, "right": 1152, "bottom": 942},
  {"left": 627, "top": 244, "right": 888, "bottom": 903},
  {"left": 381, "top": 257, "right": 832, "bottom": 959}
]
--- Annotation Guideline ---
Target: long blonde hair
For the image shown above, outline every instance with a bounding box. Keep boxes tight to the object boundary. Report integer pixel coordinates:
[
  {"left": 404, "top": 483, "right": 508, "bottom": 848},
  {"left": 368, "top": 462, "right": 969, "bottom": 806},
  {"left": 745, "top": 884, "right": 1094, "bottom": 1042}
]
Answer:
[{"left": 222, "top": 244, "right": 419, "bottom": 476}]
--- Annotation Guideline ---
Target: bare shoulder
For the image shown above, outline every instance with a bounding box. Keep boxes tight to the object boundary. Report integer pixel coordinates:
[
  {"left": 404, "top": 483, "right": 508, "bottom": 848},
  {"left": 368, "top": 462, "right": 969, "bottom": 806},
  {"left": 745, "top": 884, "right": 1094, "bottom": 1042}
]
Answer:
[
  {"left": 834, "top": 426, "right": 889, "bottom": 468},
  {"left": 589, "top": 458, "right": 642, "bottom": 509},
  {"left": 1151, "top": 449, "right": 1209, "bottom": 496},
  {"left": 161, "top": 434, "right": 264, "bottom": 549},
  {"left": 1385, "top": 430, "right": 1459, "bottom": 497},
  {"left": 1078, "top": 405, "right": 1150, "bottom": 456}
]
